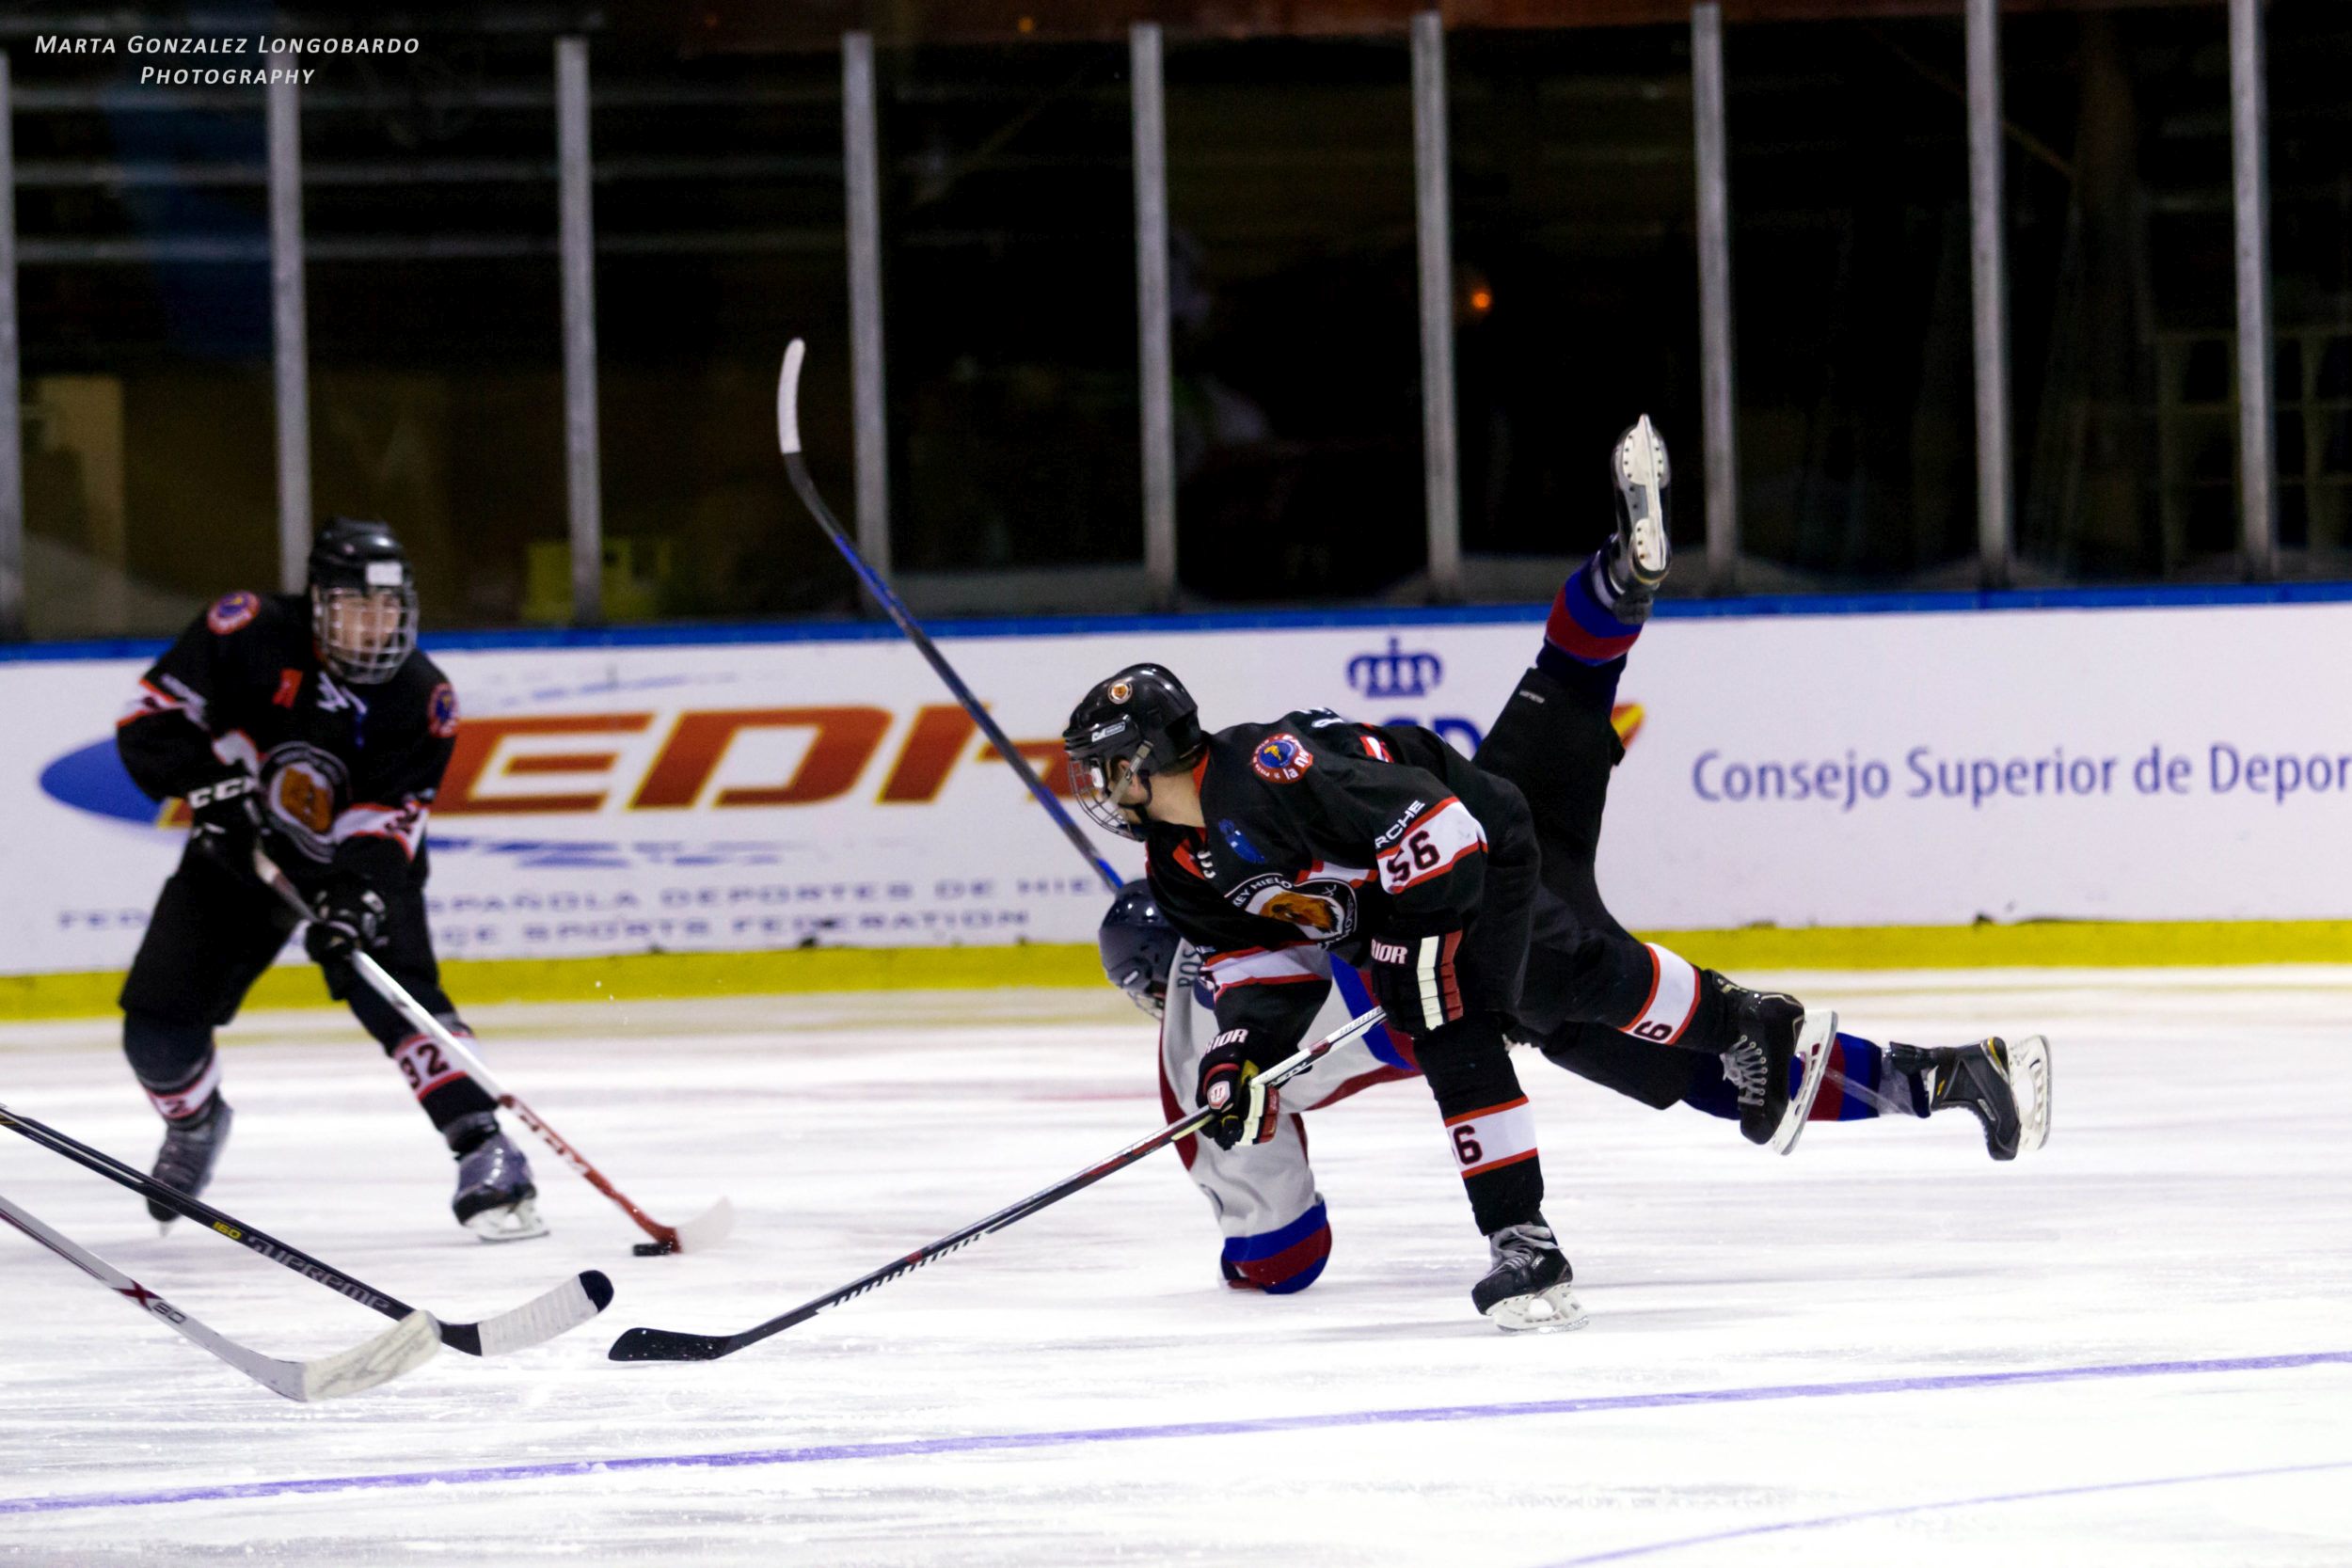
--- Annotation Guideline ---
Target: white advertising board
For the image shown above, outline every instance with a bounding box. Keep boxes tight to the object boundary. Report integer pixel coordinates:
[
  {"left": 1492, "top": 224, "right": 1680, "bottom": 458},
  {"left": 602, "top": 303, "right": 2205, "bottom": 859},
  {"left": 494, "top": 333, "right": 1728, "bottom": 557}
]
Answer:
[{"left": 4, "top": 600, "right": 2347, "bottom": 976}]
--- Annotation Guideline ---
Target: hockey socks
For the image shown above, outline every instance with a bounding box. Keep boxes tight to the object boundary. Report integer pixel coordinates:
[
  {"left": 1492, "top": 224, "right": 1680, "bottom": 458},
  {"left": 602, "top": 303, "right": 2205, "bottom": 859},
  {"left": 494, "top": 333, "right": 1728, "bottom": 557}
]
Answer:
[
  {"left": 1535, "top": 550, "right": 1645, "bottom": 686},
  {"left": 1417, "top": 1014, "right": 1544, "bottom": 1234},
  {"left": 388, "top": 1028, "right": 501, "bottom": 1135},
  {"left": 1685, "top": 1033, "right": 1913, "bottom": 1123},
  {"left": 124, "top": 1013, "right": 223, "bottom": 1122}
]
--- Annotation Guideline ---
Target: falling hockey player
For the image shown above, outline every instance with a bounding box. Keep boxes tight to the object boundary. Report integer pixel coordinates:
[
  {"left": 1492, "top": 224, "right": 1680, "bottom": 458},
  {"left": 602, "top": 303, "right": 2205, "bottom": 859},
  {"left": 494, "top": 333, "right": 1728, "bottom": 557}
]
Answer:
[
  {"left": 112, "top": 515, "right": 545, "bottom": 1242},
  {"left": 1063, "top": 417, "right": 2050, "bottom": 1331}
]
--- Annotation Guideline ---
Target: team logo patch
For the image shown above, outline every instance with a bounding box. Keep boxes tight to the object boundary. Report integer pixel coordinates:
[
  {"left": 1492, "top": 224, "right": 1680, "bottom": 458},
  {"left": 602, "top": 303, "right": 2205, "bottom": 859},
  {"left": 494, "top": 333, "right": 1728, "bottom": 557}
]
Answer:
[
  {"left": 1251, "top": 733, "right": 1314, "bottom": 784},
  {"left": 429, "top": 683, "right": 460, "bottom": 739},
  {"left": 1239, "top": 876, "right": 1359, "bottom": 940},
  {"left": 206, "top": 591, "right": 260, "bottom": 635}
]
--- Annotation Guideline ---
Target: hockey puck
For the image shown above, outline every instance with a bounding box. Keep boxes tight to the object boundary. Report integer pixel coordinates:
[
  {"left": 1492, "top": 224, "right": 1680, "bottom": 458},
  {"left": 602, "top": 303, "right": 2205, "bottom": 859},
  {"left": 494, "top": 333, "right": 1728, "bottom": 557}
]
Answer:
[{"left": 632, "top": 1242, "right": 669, "bottom": 1257}]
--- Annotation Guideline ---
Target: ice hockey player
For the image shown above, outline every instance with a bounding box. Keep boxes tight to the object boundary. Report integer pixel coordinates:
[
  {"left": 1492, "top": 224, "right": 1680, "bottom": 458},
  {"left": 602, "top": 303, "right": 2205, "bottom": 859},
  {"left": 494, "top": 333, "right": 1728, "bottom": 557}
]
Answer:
[
  {"left": 1101, "top": 880, "right": 2050, "bottom": 1296},
  {"left": 1063, "top": 417, "right": 2047, "bottom": 1329},
  {"left": 112, "top": 516, "right": 543, "bottom": 1242}
]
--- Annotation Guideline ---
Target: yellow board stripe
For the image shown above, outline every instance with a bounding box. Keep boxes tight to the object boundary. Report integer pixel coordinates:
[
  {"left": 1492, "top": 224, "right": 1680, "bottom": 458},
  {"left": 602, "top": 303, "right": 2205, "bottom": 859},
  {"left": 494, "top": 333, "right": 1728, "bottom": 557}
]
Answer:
[{"left": 1, "top": 920, "right": 2346, "bottom": 1022}]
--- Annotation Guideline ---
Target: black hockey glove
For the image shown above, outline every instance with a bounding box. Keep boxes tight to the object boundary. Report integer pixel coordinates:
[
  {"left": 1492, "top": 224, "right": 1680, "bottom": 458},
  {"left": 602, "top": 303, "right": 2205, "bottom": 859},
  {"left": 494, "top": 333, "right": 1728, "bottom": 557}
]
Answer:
[
  {"left": 1366, "top": 928, "right": 1468, "bottom": 1039},
  {"left": 304, "top": 879, "right": 387, "bottom": 984},
  {"left": 1195, "top": 1031, "right": 1282, "bottom": 1152},
  {"left": 184, "top": 772, "right": 263, "bottom": 877}
]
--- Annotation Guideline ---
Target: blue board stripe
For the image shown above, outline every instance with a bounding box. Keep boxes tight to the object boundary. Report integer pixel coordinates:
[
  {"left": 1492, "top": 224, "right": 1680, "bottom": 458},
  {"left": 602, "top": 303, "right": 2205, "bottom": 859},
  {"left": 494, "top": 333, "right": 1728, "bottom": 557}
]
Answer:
[{"left": 5, "top": 579, "right": 2348, "bottom": 664}]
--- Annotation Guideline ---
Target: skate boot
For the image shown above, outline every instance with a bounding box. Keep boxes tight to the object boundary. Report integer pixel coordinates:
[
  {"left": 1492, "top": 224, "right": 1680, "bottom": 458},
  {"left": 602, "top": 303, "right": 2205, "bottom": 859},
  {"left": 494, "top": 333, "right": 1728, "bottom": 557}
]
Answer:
[
  {"left": 147, "top": 1098, "right": 233, "bottom": 1226},
  {"left": 1604, "top": 414, "right": 1673, "bottom": 622},
  {"left": 1470, "top": 1218, "right": 1587, "bottom": 1333},
  {"left": 1712, "top": 977, "right": 1837, "bottom": 1154},
  {"left": 445, "top": 1112, "right": 548, "bottom": 1243},
  {"left": 1888, "top": 1036, "right": 2052, "bottom": 1160}
]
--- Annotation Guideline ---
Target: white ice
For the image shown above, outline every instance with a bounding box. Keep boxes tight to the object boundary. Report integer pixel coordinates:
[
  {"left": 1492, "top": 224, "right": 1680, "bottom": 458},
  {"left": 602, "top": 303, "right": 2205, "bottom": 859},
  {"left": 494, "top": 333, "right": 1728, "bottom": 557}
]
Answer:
[{"left": 2, "top": 969, "right": 2349, "bottom": 1567}]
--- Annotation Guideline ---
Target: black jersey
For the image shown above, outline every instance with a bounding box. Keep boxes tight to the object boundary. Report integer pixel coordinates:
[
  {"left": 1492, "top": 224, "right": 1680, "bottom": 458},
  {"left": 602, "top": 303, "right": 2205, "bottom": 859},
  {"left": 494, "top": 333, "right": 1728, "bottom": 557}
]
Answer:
[
  {"left": 1143, "top": 708, "right": 1534, "bottom": 1053},
  {"left": 117, "top": 590, "right": 459, "bottom": 886}
]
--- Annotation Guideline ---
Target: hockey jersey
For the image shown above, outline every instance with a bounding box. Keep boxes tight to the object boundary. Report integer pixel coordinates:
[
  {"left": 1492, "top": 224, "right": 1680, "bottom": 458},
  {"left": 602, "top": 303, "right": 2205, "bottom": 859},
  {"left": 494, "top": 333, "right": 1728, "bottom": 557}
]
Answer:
[
  {"left": 117, "top": 590, "right": 458, "bottom": 887},
  {"left": 1141, "top": 708, "right": 1532, "bottom": 1062},
  {"left": 1156, "top": 936, "right": 1417, "bottom": 1291}
]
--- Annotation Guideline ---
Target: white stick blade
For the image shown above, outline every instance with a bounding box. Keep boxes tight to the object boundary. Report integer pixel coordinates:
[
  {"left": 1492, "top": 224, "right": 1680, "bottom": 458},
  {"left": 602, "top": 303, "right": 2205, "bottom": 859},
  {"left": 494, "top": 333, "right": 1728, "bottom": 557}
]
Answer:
[
  {"left": 667, "top": 1197, "right": 736, "bottom": 1254},
  {"left": 1773, "top": 1009, "right": 1840, "bottom": 1156},
  {"left": 777, "top": 340, "right": 806, "bottom": 455},
  {"left": 472, "top": 1274, "right": 613, "bottom": 1357},
  {"left": 298, "top": 1310, "right": 441, "bottom": 1401}
]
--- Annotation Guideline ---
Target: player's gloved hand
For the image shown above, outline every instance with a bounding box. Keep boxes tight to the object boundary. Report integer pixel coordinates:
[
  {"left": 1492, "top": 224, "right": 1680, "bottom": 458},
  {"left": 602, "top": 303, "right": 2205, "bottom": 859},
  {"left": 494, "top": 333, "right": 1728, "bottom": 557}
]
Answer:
[
  {"left": 184, "top": 772, "right": 263, "bottom": 876},
  {"left": 304, "top": 879, "right": 387, "bottom": 970},
  {"left": 1366, "top": 928, "right": 1468, "bottom": 1038},
  {"left": 1195, "top": 1033, "right": 1281, "bottom": 1152}
]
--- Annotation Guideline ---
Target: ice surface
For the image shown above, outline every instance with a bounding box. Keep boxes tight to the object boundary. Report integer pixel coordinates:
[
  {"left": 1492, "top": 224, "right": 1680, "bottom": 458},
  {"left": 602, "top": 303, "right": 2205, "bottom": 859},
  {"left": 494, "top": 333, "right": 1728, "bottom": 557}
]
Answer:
[{"left": 3, "top": 970, "right": 2348, "bottom": 1566}]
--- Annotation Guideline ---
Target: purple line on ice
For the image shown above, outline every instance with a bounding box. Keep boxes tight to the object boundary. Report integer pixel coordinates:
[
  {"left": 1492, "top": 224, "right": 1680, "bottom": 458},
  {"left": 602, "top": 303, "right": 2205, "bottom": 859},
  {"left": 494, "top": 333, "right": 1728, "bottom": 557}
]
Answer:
[
  {"left": 2, "top": 1349, "right": 2345, "bottom": 1519},
  {"left": 1534, "top": 1458, "right": 2352, "bottom": 1564}
]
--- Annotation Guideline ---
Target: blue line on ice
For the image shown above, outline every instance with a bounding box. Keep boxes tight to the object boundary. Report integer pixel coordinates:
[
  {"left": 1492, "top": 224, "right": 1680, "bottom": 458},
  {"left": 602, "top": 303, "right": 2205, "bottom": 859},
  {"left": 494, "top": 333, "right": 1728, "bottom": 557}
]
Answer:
[
  {"left": 3, "top": 1349, "right": 2345, "bottom": 1518},
  {"left": 1534, "top": 1458, "right": 2352, "bottom": 1564}
]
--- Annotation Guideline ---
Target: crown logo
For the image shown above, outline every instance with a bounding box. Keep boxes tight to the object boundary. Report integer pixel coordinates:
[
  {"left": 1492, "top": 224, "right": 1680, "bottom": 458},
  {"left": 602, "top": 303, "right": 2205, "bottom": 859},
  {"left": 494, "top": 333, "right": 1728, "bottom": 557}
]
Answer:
[{"left": 1345, "top": 637, "right": 1443, "bottom": 701}]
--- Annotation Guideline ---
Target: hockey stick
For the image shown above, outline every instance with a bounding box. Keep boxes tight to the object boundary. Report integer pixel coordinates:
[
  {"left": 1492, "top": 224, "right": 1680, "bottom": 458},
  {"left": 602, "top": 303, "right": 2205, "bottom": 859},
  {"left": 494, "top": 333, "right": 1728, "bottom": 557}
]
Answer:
[
  {"left": 777, "top": 339, "right": 1124, "bottom": 895},
  {"left": 0, "top": 1104, "right": 613, "bottom": 1355},
  {"left": 252, "top": 849, "right": 734, "bottom": 1259},
  {"left": 0, "top": 1186, "right": 437, "bottom": 1402},
  {"left": 608, "top": 1004, "right": 1385, "bottom": 1362}
]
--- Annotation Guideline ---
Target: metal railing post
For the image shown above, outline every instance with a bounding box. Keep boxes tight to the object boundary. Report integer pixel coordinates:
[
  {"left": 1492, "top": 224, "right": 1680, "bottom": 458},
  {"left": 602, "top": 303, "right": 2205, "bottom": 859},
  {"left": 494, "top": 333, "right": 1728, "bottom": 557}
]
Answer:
[
  {"left": 1410, "top": 12, "right": 1460, "bottom": 601},
  {"left": 1966, "top": 0, "right": 2013, "bottom": 588},
  {"left": 0, "top": 54, "right": 22, "bottom": 640},
  {"left": 266, "top": 69, "right": 310, "bottom": 594},
  {"left": 1132, "top": 22, "right": 1177, "bottom": 607},
  {"left": 843, "top": 32, "right": 892, "bottom": 578},
  {"left": 556, "top": 36, "right": 603, "bottom": 625},
  {"left": 2229, "top": 0, "right": 2275, "bottom": 578},
  {"left": 1692, "top": 4, "right": 1740, "bottom": 590}
]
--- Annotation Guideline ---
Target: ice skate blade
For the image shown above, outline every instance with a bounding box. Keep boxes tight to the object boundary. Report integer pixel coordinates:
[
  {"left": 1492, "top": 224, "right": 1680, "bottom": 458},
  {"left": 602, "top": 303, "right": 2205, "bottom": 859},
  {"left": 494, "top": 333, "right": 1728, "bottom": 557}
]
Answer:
[
  {"left": 463, "top": 1197, "right": 550, "bottom": 1243},
  {"left": 1485, "top": 1282, "right": 1589, "bottom": 1334},
  {"left": 2011, "top": 1034, "right": 2054, "bottom": 1155},
  {"left": 1772, "top": 1009, "right": 1839, "bottom": 1156},
  {"left": 1613, "top": 415, "right": 1671, "bottom": 583}
]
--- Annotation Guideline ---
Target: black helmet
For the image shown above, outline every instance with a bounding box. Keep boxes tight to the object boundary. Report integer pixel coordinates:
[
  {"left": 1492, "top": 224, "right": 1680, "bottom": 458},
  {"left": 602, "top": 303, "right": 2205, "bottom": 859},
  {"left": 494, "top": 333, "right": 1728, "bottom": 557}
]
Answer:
[
  {"left": 307, "top": 516, "right": 417, "bottom": 684},
  {"left": 1060, "top": 663, "right": 1204, "bottom": 842},
  {"left": 1099, "top": 879, "right": 1182, "bottom": 1019}
]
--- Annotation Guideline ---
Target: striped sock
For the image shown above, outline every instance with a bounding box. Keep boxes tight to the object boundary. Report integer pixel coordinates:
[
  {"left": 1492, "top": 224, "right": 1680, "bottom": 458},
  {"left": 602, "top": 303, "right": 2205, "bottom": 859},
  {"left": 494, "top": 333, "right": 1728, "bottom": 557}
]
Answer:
[{"left": 1535, "top": 551, "right": 1644, "bottom": 683}]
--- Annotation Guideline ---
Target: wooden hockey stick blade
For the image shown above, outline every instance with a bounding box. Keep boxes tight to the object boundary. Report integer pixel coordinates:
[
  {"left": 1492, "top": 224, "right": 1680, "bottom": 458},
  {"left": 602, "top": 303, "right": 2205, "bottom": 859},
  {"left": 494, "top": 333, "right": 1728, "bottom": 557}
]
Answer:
[
  {"left": 296, "top": 1310, "right": 443, "bottom": 1401},
  {"left": 0, "top": 1191, "right": 441, "bottom": 1402}
]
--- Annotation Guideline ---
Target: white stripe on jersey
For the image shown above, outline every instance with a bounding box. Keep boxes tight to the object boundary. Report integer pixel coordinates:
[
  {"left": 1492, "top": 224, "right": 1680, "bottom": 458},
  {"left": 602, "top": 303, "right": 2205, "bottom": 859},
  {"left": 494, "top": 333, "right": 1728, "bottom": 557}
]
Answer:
[
  {"left": 1375, "top": 796, "right": 1486, "bottom": 895},
  {"left": 1200, "top": 944, "right": 1327, "bottom": 995},
  {"left": 1626, "top": 942, "right": 1703, "bottom": 1044},
  {"left": 1443, "top": 1096, "right": 1539, "bottom": 1178}
]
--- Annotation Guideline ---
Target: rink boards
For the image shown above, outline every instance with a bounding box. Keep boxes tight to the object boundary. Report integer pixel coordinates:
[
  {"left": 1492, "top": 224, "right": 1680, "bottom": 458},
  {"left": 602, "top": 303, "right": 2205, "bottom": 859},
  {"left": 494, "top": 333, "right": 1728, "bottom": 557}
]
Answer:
[{"left": 2, "top": 595, "right": 2348, "bottom": 994}]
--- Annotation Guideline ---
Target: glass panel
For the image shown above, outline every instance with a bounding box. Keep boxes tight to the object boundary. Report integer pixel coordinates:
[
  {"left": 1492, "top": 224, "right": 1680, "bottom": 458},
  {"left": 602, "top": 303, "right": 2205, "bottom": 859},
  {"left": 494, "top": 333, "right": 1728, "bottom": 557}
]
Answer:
[
  {"left": 589, "top": 41, "right": 857, "bottom": 620},
  {"left": 2007, "top": 5, "right": 2234, "bottom": 580},
  {"left": 1724, "top": 17, "right": 1978, "bottom": 587},
  {"left": 880, "top": 41, "right": 1140, "bottom": 582},
  {"left": 1447, "top": 25, "right": 1704, "bottom": 572},
  {"left": 2266, "top": 0, "right": 2352, "bottom": 572},
  {"left": 13, "top": 45, "right": 276, "bottom": 639},
  {"left": 1165, "top": 37, "right": 1420, "bottom": 602},
  {"left": 299, "top": 31, "right": 567, "bottom": 630}
]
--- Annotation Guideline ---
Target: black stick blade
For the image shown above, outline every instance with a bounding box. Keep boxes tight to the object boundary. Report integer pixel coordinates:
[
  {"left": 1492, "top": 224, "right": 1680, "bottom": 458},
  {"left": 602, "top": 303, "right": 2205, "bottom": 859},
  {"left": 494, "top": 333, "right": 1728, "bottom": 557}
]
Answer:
[{"left": 608, "top": 1325, "right": 735, "bottom": 1362}]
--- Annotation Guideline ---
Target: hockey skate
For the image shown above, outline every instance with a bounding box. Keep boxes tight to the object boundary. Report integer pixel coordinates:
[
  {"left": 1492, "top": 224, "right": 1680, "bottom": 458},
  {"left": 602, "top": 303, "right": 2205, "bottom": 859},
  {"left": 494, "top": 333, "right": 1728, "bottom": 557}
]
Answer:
[
  {"left": 147, "top": 1098, "right": 233, "bottom": 1227},
  {"left": 446, "top": 1114, "right": 548, "bottom": 1243},
  {"left": 1713, "top": 978, "right": 1837, "bottom": 1154},
  {"left": 1471, "top": 1219, "right": 1587, "bottom": 1333},
  {"left": 1605, "top": 415, "right": 1673, "bottom": 622},
  {"left": 1889, "top": 1036, "right": 2052, "bottom": 1160}
]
